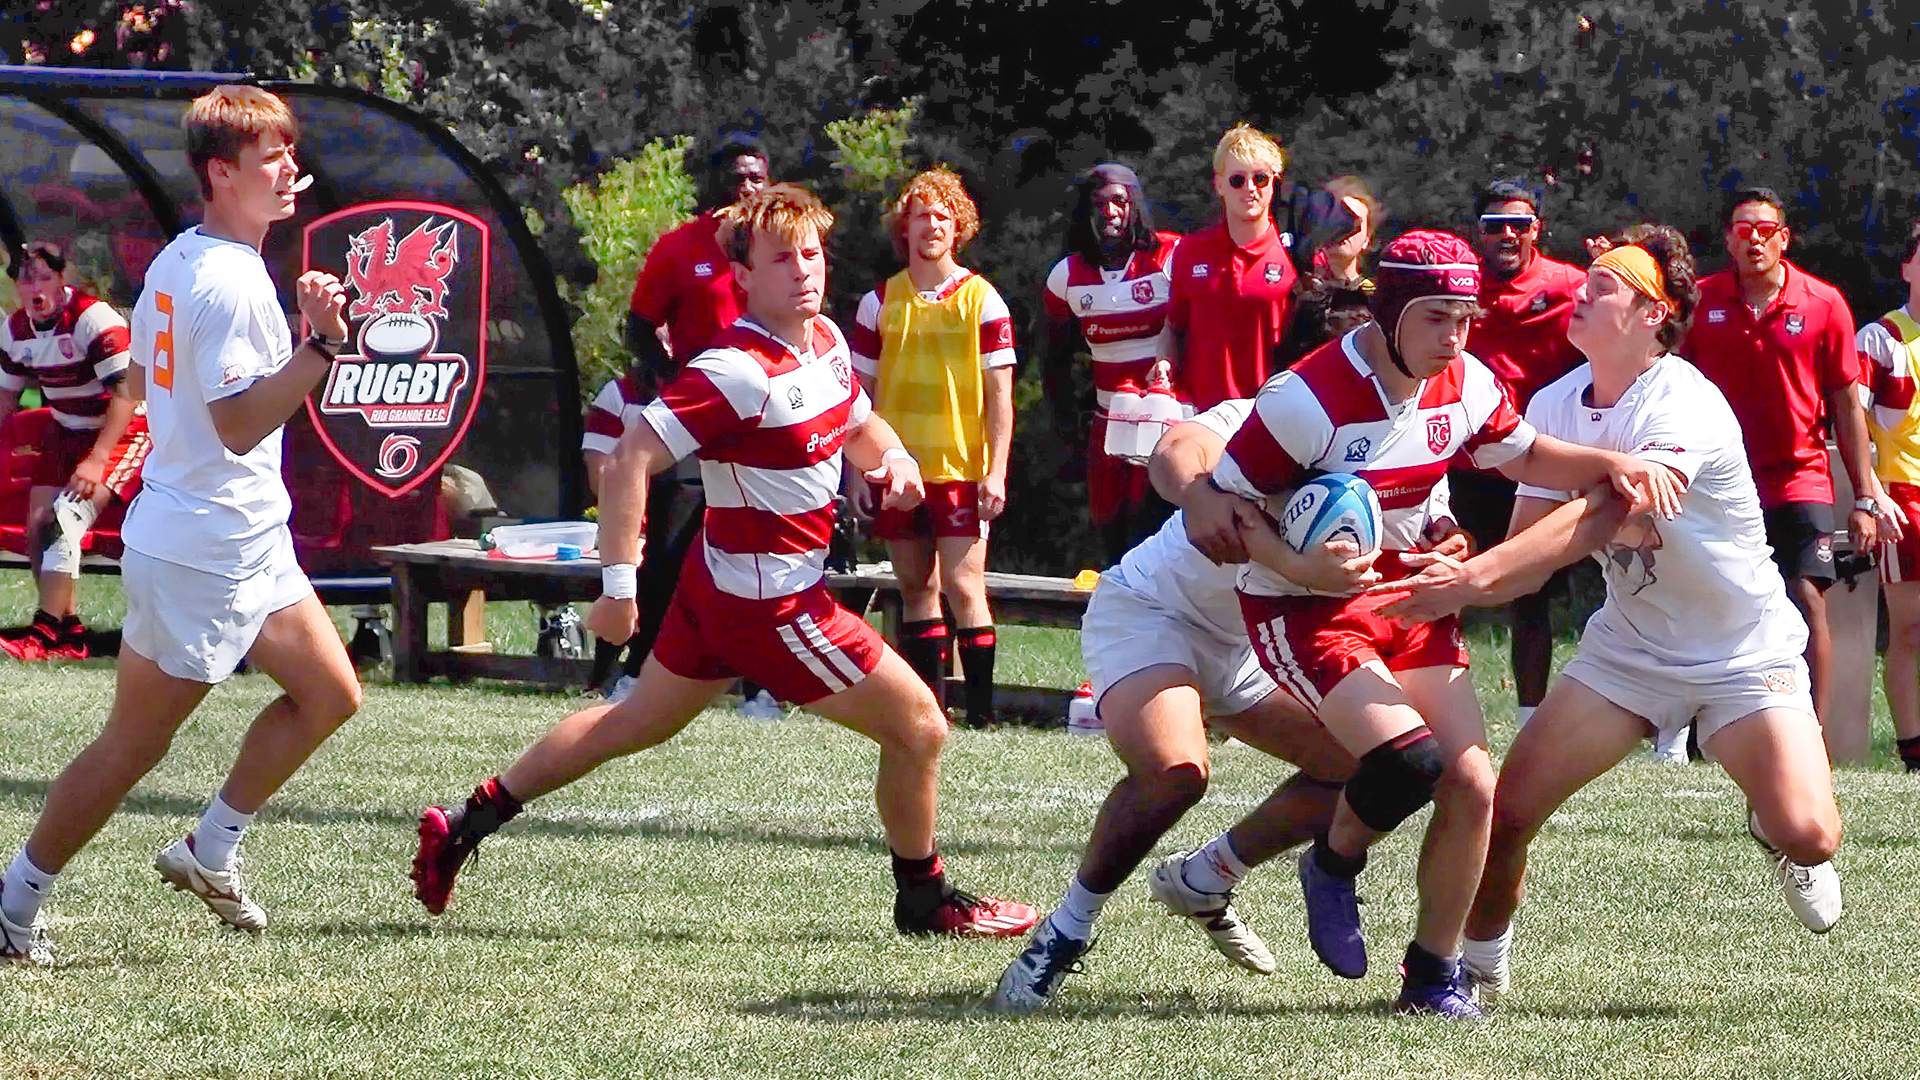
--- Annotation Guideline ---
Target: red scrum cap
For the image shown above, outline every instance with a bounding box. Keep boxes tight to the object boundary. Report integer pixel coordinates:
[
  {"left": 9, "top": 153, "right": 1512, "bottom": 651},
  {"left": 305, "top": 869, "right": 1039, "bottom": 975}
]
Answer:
[{"left": 1371, "top": 229, "right": 1481, "bottom": 374}]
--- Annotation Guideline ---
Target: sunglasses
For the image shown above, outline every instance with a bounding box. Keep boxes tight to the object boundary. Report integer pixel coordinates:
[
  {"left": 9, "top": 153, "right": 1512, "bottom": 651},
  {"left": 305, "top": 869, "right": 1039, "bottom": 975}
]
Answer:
[
  {"left": 1226, "top": 172, "right": 1273, "bottom": 190},
  {"left": 1731, "top": 220, "right": 1785, "bottom": 241},
  {"left": 1479, "top": 214, "right": 1536, "bottom": 235}
]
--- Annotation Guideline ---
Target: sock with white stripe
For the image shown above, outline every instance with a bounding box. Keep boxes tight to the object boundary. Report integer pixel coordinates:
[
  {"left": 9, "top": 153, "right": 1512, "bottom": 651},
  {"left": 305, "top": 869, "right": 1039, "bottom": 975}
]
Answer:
[
  {"left": 2, "top": 848, "right": 58, "bottom": 928},
  {"left": 1046, "top": 876, "right": 1111, "bottom": 941},
  {"left": 190, "top": 792, "right": 254, "bottom": 871},
  {"left": 1180, "top": 833, "right": 1250, "bottom": 895}
]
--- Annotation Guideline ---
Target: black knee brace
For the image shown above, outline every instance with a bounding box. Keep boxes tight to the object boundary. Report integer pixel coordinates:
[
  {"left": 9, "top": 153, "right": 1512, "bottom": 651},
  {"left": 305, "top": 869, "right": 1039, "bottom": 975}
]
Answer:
[{"left": 1344, "top": 727, "right": 1444, "bottom": 832}]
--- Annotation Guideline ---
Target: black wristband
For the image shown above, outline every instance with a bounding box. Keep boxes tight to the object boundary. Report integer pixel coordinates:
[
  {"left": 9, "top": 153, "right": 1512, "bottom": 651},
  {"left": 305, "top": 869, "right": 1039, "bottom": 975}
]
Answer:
[{"left": 304, "top": 331, "right": 345, "bottom": 361}]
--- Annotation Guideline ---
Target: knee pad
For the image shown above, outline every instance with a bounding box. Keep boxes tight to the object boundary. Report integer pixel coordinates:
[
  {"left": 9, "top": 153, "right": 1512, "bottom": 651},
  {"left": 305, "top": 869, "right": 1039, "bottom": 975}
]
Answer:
[{"left": 1344, "top": 728, "right": 1444, "bottom": 832}]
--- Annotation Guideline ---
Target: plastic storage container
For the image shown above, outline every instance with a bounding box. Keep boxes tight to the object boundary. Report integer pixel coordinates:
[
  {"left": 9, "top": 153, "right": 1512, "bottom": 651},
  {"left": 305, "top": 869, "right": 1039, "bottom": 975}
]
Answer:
[{"left": 487, "top": 521, "right": 599, "bottom": 559}]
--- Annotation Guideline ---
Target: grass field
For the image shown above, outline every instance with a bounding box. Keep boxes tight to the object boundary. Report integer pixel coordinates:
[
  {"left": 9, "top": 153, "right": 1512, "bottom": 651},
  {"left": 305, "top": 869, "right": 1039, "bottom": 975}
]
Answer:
[{"left": 2, "top": 570, "right": 1918, "bottom": 1079}]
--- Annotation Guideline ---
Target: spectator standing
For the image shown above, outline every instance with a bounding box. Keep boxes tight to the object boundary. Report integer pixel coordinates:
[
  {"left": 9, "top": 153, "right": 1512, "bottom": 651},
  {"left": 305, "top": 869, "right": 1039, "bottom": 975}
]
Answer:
[{"left": 1682, "top": 187, "right": 1900, "bottom": 744}]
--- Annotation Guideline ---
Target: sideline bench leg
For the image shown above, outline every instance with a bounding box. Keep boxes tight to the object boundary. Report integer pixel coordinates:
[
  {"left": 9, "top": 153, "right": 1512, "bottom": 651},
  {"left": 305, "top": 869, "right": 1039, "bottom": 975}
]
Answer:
[{"left": 391, "top": 563, "right": 429, "bottom": 684}]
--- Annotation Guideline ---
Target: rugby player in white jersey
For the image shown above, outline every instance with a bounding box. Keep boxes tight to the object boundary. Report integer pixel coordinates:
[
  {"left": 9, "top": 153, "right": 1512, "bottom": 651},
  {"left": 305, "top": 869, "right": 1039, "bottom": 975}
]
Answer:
[
  {"left": 1211, "top": 230, "right": 1681, "bottom": 1017},
  {"left": 411, "top": 185, "right": 1036, "bottom": 938},
  {"left": 1, "top": 86, "right": 363, "bottom": 964},
  {"left": 1371, "top": 226, "right": 1844, "bottom": 1006},
  {"left": 995, "top": 398, "right": 1488, "bottom": 1012}
]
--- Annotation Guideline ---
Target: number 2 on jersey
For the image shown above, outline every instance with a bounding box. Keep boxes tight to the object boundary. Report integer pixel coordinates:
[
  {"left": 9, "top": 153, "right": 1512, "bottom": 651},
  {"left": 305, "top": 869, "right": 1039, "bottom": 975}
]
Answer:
[{"left": 151, "top": 292, "right": 174, "bottom": 392}]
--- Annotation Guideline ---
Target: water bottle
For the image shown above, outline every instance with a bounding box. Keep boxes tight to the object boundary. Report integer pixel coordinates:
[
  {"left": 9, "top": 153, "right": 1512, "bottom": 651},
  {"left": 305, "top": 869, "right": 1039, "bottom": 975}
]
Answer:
[
  {"left": 1102, "top": 379, "right": 1143, "bottom": 460},
  {"left": 1066, "top": 682, "right": 1102, "bottom": 735}
]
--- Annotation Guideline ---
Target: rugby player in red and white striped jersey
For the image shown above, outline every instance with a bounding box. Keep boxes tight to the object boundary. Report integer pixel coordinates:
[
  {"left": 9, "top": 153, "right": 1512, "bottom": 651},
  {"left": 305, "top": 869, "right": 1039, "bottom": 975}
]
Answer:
[
  {"left": 413, "top": 185, "right": 1037, "bottom": 938},
  {"left": 1212, "top": 230, "right": 1681, "bottom": 1017},
  {"left": 0, "top": 240, "right": 150, "bottom": 660},
  {"left": 1040, "top": 163, "right": 1181, "bottom": 560}
]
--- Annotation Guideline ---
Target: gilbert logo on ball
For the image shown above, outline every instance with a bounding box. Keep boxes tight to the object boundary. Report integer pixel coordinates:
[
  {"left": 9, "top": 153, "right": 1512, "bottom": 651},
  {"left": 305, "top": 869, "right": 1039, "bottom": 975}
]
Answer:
[
  {"left": 302, "top": 201, "right": 491, "bottom": 499},
  {"left": 1281, "top": 473, "right": 1382, "bottom": 555}
]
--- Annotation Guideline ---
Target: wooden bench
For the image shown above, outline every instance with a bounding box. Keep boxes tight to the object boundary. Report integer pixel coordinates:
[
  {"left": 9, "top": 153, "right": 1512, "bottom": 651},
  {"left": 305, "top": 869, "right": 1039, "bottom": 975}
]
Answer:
[{"left": 372, "top": 540, "right": 1095, "bottom": 716}]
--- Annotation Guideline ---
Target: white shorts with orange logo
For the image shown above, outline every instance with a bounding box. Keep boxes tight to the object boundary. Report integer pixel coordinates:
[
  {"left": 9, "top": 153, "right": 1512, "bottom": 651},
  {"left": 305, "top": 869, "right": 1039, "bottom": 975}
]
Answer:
[{"left": 1560, "top": 605, "right": 1817, "bottom": 750}]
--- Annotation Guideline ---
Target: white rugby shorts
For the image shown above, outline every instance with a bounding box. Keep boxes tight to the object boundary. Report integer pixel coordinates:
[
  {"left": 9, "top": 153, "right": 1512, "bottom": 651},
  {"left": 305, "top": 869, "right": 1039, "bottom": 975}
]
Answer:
[
  {"left": 122, "top": 528, "right": 313, "bottom": 684},
  {"left": 1561, "top": 606, "right": 1818, "bottom": 748},
  {"left": 1082, "top": 572, "right": 1276, "bottom": 720}
]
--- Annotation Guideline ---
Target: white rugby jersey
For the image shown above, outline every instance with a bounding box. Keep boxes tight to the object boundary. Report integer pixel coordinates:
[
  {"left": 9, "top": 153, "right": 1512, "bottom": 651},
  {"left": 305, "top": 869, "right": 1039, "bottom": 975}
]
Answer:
[
  {"left": 1518, "top": 353, "right": 1806, "bottom": 668},
  {"left": 124, "top": 227, "right": 295, "bottom": 578},
  {"left": 642, "top": 314, "right": 868, "bottom": 600},
  {"left": 1214, "top": 328, "right": 1534, "bottom": 596},
  {"left": 1112, "top": 397, "right": 1455, "bottom": 641},
  {"left": 1041, "top": 237, "right": 1178, "bottom": 405},
  {"left": 0, "top": 288, "right": 131, "bottom": 430}
]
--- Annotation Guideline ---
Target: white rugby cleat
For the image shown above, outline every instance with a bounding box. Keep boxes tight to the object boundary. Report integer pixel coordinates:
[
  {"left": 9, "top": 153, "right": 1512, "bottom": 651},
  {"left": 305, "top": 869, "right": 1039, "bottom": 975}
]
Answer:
[
  {"left": 1146, "top": 851, "right": 1276, "bottom": 975},
  {"left": 156, "top": 836, "right": 267, "bottom": 932}
]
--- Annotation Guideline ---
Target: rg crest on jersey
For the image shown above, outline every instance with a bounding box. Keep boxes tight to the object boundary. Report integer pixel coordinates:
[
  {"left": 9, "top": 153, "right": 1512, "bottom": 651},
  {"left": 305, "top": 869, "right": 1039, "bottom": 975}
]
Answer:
[{"left": 1213, "top": 329, "right": 1534, "bottom": 596}]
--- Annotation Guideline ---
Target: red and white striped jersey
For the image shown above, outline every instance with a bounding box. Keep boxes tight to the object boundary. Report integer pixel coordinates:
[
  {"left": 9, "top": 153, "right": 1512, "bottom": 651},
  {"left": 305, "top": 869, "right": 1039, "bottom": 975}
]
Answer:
[
  {"left": 641, "top": 314, "right": 869, "bottom": 600},
  {"left": 1214, "top": 328, "right": 1535, "bottom": 596},
  {"left": 1042, "top": 234, "right": 1179, "bottom": 405},
  {"left": 582, "top": 370, "right": 647, "bottom": 457},
  {"left": 0, "top": 288, "right": 131, "bottom": 430}
]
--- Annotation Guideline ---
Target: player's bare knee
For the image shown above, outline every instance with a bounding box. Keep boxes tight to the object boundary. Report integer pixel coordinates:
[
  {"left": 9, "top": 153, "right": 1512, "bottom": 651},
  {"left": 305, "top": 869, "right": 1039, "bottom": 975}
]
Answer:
[
  {"left": 1437, "top": 745, "right": 1497, "bottom": 817},
  {"left": 1136, "top": 759, "right": 1208, "bottom": 811}
]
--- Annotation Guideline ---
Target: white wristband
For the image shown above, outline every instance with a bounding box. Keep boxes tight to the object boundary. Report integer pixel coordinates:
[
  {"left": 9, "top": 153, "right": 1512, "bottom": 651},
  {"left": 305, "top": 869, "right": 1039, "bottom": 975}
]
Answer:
[
  {"left": 881, "top": 447, "right": 913, "bottom": 465},
  {"left": 1855, "top": 497, "right": 1878, "bottom": 514},
  {"left": 601, "top": 563, "right": 638, "bottom": 599}
]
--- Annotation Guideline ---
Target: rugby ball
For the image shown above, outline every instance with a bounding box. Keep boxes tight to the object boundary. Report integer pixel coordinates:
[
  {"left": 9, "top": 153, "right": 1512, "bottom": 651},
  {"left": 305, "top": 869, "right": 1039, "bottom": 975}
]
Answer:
[
  {"left": 1280, "top": 473, "right": 1382, "bottom": 555},
  {"left": 362, "top": 312, "right": 436, "bottom": 358}
]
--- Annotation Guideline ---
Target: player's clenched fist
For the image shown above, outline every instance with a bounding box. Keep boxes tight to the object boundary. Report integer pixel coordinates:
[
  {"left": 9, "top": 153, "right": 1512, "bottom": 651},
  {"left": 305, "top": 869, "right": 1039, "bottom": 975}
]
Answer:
[
  {"left": 296, "top": 271, "right": 349, "bottom": 342},
  {"left": 587, "top": 595, "right": 638, "bottom": 645}
]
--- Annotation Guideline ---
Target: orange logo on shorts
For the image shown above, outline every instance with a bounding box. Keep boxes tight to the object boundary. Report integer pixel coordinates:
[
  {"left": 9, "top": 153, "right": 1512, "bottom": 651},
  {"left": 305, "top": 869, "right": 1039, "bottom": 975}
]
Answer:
[{"left": 1763, "top": 668, "right": 1797, "bottom": 695}]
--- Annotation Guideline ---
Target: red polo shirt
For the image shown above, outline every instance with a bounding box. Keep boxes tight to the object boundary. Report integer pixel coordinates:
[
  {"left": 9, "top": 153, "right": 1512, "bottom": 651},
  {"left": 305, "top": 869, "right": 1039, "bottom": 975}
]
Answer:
[
  {"left": 1472, "top": 252, "right": 1586, "bottom": 414},
  {"left": 1166, "top": 220, "right": 1297, "bottom": 410},
  {"left": 1682, "top": 261, "right": 1861, "bottom": 506},
  {"left": 627, "top": 211, "right": 744, "bottom": 362}
]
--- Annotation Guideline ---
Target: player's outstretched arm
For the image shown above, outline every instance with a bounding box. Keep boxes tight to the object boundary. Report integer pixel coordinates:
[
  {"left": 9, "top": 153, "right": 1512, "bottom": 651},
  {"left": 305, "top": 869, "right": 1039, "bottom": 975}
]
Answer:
[
  {"left": 587, "top": 418, "right": 674, "bottom": 645},
  {"left": 1371, "top": 486, "right": 1627, "bottom": 623},
  {"left": 206, "top": 271, "right": 347, "bottom": 454},
  {"left": 1499, "top": 433, "right": 1684, "bottom": 520},
  {"left": 845, "top": 411, "right": 925, "bottom": 513}
]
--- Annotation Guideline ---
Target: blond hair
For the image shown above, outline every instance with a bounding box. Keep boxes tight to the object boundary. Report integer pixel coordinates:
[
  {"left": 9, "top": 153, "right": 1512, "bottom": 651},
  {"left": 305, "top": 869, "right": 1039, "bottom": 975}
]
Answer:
[
  {"left": 184, "top": 85, "right": 299, "bottom": 199},
  {"left": 888, "top": 167, "right": 981, "bottom": 260},
  {"left": 715, "top": 183, "right": 835, "bottom": 266},
  {"left": 1212, "top": 123, "right": 1285, "bottom": 177}
]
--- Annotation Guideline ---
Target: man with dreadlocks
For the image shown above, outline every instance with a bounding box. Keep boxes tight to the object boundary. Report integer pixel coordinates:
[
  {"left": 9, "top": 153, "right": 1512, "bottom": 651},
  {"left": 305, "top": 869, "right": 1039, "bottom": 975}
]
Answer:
[
  {"left": 1211, "top": 229, "right": 1682, "bottom": 1017},
  {"left": 1041, "top": 163, "right": 1182, "bottom": 561}
]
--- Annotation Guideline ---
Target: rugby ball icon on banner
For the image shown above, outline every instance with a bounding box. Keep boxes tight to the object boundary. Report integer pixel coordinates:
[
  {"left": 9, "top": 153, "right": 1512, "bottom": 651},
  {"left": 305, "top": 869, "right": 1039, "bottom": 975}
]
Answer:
[
  {"left": 1281, "top": 473, "right": 1382, "bottom": 555},
  {"left": 301, "top": 201, "right": 491, "bottom": 498}
]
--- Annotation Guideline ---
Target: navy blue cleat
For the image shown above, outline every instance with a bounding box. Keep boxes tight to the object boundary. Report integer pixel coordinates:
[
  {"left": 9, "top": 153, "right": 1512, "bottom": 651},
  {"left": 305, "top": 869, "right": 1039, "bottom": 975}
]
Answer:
[{"left": 1298, "top": 846, "right": 1367, "bottom": 978}]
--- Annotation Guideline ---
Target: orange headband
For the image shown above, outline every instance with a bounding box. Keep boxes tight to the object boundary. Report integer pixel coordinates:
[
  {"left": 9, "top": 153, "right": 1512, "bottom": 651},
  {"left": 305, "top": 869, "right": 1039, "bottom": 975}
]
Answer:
[{"left": 1593, "top": 245, "right": 1668, "bottom": 305}]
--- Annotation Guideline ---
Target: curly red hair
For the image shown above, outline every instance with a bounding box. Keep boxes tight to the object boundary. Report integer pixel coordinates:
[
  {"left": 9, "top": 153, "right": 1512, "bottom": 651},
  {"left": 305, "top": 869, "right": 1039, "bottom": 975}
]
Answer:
[{"left": 888, "top": 168, "right": 980, "bottom": 260}]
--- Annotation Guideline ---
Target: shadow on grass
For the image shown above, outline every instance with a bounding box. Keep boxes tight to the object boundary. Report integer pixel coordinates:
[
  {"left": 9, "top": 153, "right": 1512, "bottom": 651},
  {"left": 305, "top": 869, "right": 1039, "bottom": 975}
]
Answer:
[
  {"left": 304, "top": 919, "right": 586, "bottom": 944},
  {"left": 740, "top": 986, "right": 1392, "bottom": 1023},
  {"left": 1505, "top": 1003, "right": 1686, "bottom": 1020},
  {"left": 0, "top": 774, "right": 1079, "bottom": 858}
]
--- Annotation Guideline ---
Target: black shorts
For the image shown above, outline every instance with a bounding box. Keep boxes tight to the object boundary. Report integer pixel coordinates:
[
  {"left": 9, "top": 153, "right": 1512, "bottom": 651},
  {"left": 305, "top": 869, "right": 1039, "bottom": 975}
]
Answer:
[{"left": 1762, "top": 502, "right": 1836, "bottom": 585}]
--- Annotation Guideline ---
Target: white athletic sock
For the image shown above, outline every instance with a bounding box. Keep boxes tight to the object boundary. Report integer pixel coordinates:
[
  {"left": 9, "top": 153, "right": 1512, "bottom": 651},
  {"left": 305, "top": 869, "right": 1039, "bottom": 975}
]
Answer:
[
  {"left": 190, "top": 793, "right": 254, "bottom": 871},
  {"left": 1461, "top": 926, "right": 1513, "bottom": 978},
  {"left": 1046, "top": 877, "right": 1111, "bottom": 941},
  {"left": 1180, "top": 834, "right": 1249, "bottom": 895},
  {"left": 2, "top": 848, "right": 58, "bottom": 928},
  {"left": 1516, "top": 706, "right": 1535, "bottom": 727}
]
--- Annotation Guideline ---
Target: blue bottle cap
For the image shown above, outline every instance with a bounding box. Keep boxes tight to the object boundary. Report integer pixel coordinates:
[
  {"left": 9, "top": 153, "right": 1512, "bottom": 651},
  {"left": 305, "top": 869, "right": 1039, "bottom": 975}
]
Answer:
[{"left": 554, "top": 544, "right": 582, "bottom": 561}]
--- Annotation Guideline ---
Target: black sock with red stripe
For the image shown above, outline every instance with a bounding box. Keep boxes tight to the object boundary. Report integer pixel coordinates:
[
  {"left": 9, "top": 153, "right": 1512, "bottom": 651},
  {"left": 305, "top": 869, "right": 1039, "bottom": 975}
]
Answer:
[
  {"left": 1898, "top": 735, "right": 1920, "bottom": 773},
  {"left": 899, "top": 619, "right": 949, "bottom": 710},
  {"left": 956, "top": 625, "right": 996, "bottom": 726},
  {"left": 891, "top": 850, "right": 949, "bottom": 927},
  {"left": 453, "top": 776, "right": 523, "bottom": 842}
]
